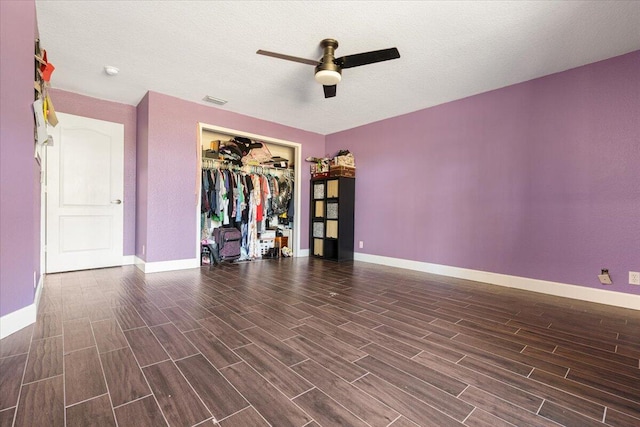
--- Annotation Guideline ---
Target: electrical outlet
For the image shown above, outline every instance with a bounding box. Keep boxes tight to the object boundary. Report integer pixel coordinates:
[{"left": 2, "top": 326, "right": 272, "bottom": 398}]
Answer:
[
  {"left": 598, "top": 274, "right": 612, "bottom": 285},
  {"left": 359, "top": 241, "right": 364, "bottom": 249},
  {"left": 630, "top": 271, "right": 640, "bottom": 285},
  {"left": 598, "top": 269, "right": 612, "bottom": 285}
]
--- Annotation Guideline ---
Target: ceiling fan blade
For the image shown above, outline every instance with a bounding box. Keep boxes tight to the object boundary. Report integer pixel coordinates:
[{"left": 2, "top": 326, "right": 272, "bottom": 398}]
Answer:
[
  {"left": 323, "top": 85, "right": 337, "bottom": 98},
  {"left": 256, "top": 49, "right": 320, "bottom": 66},
  {"left": 337, "top": 47, "right": 400, "bottom": 69}
]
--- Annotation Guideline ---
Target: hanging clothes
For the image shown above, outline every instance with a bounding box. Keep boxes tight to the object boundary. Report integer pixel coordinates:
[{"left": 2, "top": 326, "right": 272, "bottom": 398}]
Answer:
[
  {"left": 201, "top": 170, "right": 210, "bottom": 213},
  {"left": 287, "top": 180, "right": 295, "bottom": 220},
  {"left": 201, "top": 164, "right": 294, "bottom": 260},
  {"left": 254, "top": 174, "right": 263, "bottom": 223},
  {"left": 235, "top": 173, "right": 244, "bottom": 223}
]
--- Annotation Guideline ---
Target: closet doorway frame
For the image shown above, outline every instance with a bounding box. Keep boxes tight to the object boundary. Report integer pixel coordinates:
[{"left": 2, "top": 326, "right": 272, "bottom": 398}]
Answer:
[{"left": 196, "top": 122, "right": 303, "bottom": 260}]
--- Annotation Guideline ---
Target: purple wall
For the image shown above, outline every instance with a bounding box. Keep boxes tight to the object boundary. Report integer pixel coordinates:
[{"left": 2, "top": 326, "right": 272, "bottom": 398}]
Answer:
[
  {"left": 48, "top": 89, "right": 137, "bottom": 256},
  {"left": 327, "top": 51, "right": 640, "bottom": 296},
  {"left": 0, "top": 0, "right": 39, "bottom": 317},
  {"left": 137, "top": 91, "right": 325, "bottom": 262}
]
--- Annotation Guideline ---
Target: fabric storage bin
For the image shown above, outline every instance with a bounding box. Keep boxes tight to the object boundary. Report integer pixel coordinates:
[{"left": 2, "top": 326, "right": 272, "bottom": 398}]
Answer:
[
  {"left": 326, "top": 220, "right": 338, "bottom": 238},
  {"left": 313, "top": 182, "right": 325, "bottom": 199},
  {"left": 326, "top": 202, "right": 338, "bottom": 219},
  {"left": 313, "top": 222, "right": 324, "bottom": 238}
]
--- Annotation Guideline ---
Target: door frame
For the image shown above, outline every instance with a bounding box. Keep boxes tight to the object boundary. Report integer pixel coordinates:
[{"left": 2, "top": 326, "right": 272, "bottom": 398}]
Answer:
[{"left": 196, "top": 122, "right": 302, "bottom": 259}]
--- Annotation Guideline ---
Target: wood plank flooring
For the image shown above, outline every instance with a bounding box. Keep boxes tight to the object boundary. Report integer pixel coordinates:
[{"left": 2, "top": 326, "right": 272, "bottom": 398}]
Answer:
[{"left": 1, "top": 258, "right": 639, "bottom": 426}]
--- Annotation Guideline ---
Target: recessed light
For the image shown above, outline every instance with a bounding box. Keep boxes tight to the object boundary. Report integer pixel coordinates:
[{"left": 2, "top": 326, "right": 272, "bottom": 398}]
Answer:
[
  {"left": 104, "top": 66, "right": 119, "bottom": 76},
  {"left": 203, "top": 95, "right": 227, "bottom": 105}
]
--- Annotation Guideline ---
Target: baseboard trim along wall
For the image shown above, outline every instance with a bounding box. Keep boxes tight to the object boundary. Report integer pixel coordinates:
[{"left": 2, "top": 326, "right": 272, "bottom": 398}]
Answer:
[
  {"left": 354, "top": 253, "right": 640, "bottom": 311},
  {"left": 134, "top": 257, "right": 200, "bottom": 274},
  {"left": 297, "top": 249, "right": 310, "bottom": 258},
  {"left": 122, "top": 255, "right": 135, "bottom": 265},
  {"left": 0, "top": 275, "right": 44, "bottom": 340}
]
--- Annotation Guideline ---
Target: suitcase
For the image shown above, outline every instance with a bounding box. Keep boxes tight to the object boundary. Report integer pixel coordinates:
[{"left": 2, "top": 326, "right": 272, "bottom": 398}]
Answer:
[{"left": 212, "top": 227, "right": 241, "bottom": 263}]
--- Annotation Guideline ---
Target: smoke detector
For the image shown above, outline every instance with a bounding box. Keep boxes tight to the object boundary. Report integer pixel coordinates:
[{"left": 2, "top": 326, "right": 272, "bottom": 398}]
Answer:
[{"left": 104, "top": 66, "right": 119, "bottom": 76}]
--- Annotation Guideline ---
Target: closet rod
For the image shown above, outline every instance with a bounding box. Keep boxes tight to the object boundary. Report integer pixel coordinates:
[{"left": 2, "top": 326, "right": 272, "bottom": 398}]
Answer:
[{"left": 201, "top": 160, "right": 293, "bottom": 176}]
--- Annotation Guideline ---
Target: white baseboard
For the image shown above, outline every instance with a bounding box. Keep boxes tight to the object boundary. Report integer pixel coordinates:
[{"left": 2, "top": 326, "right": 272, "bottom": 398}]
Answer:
[
  {"left": 297, "top": 249, "right": 309, "bottom": 258},
  {"left": 134, "top": 256, "right": 145, "bottom": 270},
  {"left": 134, "top": 257, "right": 199, "bottom": 274},
  {"left": 34, "top": 274, "right": 44, "bottom": 310},
  {"left": 0, "top": 275, "right": 43, "bottom": 340},
  {"left": 354, "top": 253, "right": 640, "bottom": 311},
  {"left": 121, "top": 255, "right": 135, "bottom": 265},
  {"left": 0, "top": 304, "right": 35, "bottom": 340}
]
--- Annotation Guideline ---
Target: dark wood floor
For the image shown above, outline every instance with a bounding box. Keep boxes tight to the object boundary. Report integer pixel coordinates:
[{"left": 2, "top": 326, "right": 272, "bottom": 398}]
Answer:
[{"left": 1, "top": 258, "right": 639, "bottom": 427}]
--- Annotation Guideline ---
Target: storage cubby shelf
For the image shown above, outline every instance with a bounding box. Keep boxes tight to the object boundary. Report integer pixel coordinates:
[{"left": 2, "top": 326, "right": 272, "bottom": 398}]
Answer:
[{"left": 309, "top": 177, "right": 355, "bottom": 261}]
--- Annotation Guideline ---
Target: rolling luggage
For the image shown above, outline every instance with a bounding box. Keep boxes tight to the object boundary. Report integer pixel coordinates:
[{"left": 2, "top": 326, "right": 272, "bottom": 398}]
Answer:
[{"left": 212, "top": 226, "right": 241, "bottom": 264}]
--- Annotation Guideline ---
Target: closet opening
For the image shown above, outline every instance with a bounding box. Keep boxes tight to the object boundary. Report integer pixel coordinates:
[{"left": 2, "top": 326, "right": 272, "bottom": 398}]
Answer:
[{"left": 196, "top": 123, "right": 302, "bottom": 265}]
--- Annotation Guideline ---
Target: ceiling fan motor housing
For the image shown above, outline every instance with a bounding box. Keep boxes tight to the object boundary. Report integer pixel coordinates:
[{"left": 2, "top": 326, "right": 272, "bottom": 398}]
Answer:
[{"left": 315, "top": 39, "right": 342, "bottom": 85}]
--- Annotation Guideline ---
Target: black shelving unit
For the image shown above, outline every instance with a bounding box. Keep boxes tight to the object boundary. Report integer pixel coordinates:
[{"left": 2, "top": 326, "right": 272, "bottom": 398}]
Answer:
[{"left": 310, "top": 176, "right": 355, "bottom": 261}]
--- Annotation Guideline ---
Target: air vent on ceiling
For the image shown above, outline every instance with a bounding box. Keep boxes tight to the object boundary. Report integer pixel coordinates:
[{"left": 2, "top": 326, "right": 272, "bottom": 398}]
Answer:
[{"left": 202, "top": 95, "right": 227, "bottom": 105}]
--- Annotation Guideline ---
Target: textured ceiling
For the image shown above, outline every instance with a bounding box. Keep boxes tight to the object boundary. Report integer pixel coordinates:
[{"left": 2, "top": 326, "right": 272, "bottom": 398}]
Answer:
[{"left": 35, "top": 1, "right": 640, "bottom": 135}]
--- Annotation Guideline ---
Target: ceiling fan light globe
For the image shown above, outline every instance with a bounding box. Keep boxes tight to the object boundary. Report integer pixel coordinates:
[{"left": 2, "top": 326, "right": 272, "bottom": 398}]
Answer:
[{"left": 315, "top": 70, "right": 342, "bottom": 85}]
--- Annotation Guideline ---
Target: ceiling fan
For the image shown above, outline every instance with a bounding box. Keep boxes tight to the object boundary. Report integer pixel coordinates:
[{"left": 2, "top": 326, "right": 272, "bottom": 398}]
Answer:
[{"left": 257, "top": 39, "right": 400, "bottom": 98}]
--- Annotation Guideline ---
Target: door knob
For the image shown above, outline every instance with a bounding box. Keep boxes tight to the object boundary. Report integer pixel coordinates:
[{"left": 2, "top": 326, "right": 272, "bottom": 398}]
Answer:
[{"left": 111, "top": 199, "right": 122, "bottom": 204}]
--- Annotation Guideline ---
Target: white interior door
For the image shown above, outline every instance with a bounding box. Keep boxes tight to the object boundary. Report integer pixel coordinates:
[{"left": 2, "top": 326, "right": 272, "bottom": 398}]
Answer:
[{"left": 46, "top": 113, "right": 124, "bottom": 273}]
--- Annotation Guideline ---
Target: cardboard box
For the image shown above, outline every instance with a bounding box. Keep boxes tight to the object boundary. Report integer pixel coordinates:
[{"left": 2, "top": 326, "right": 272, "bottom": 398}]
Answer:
[
  {"left": 331, "top": 154, "right": 355, "bottom": 167},
  {"left": 329, "top": 165, "right": 356, "bottom": 178},
  {"left": 311, "top": 161, "right": 330, "bottom": 179},
  {"left": 311, "top": 171, "right": 330, "bottom": 179},
  {"left": 202, "top": 140, "right": 219, "bottom": 159},
  {"left": 311, "top": 162, "right": 329, "bottom": 174}
]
